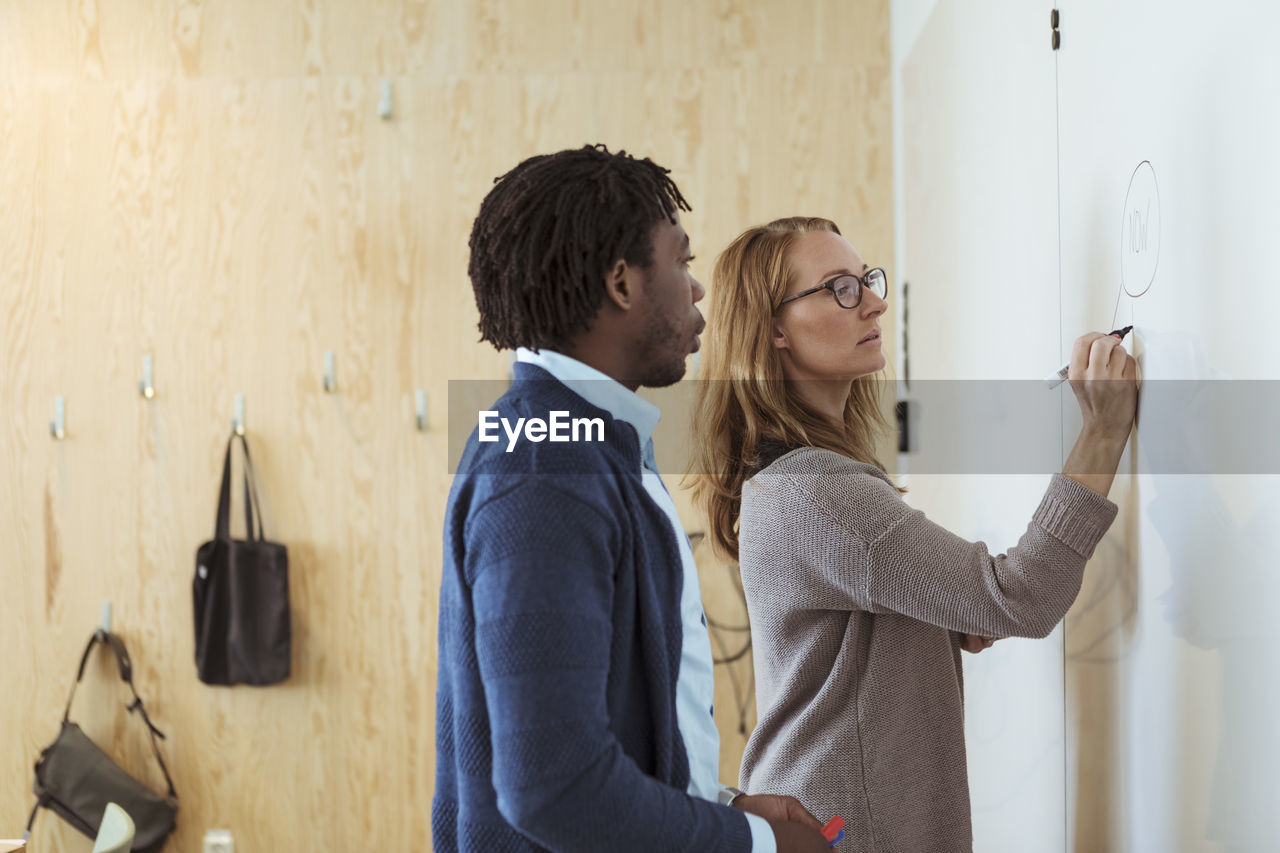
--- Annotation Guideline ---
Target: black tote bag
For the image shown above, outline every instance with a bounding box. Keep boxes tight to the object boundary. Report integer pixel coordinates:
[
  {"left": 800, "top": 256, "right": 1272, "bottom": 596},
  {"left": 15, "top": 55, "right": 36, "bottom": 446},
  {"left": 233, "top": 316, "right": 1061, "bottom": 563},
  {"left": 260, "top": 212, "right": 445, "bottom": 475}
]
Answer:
[{"left": 193, "top": 431, "right": 291, "bottom": 686}]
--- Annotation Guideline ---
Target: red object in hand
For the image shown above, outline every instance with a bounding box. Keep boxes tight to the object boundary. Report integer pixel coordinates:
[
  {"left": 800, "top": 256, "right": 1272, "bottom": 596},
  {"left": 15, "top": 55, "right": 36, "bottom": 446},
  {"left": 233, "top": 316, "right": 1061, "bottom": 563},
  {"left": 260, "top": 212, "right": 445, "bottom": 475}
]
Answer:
[{"left": 821, "top": 816, "right": 845, "bottom": 843}]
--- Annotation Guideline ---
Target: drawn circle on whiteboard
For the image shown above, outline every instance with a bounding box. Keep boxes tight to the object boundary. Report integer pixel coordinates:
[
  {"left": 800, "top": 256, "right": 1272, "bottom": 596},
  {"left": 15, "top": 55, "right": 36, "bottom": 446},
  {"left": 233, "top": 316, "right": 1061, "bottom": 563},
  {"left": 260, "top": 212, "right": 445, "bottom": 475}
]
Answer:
[{"left": 1120, "top": 160, "right": 1161, "bottom": 297}]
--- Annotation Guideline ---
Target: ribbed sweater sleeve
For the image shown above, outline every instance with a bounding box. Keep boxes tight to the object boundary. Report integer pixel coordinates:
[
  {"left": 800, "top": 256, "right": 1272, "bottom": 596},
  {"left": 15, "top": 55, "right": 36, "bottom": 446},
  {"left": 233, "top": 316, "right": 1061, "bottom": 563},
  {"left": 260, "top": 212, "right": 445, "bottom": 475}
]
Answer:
[
  {"left": 756, "top": 450, "right": 1119, "bottom": 639},
  {"left": 469, "top": 480, "right": 754, "bottom": 853}
]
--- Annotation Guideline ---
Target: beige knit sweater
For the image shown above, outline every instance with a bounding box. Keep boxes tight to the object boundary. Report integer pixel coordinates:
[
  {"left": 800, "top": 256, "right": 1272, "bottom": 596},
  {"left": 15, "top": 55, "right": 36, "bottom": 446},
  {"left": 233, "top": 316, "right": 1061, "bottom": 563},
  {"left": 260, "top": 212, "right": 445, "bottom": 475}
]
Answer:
[{"left": 737, "top": 448, "right": 1118, "bottom": 852}]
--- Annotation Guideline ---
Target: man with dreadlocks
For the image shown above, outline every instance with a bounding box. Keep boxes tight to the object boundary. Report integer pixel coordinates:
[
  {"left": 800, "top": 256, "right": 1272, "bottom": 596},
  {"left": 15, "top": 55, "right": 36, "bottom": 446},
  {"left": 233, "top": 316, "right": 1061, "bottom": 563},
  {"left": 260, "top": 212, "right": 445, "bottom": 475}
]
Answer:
[{"left": 432, "top": 145, "right": 831, "bottom": 853}]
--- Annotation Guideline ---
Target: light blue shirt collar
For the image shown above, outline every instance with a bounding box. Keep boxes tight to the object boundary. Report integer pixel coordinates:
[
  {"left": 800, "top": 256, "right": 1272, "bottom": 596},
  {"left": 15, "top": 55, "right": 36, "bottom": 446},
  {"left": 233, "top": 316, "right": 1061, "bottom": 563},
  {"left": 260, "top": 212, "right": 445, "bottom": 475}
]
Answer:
[{"left": 515, "top": 347, "right": 661, "bottom": 447}]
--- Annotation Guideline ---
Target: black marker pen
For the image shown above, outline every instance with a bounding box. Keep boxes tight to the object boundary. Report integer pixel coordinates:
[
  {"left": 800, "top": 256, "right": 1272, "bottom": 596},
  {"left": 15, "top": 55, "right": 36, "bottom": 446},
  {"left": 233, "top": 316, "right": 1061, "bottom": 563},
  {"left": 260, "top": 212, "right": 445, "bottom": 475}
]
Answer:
[{"left": 1044, "top": 326, "right": 1133, "bottom": 389}]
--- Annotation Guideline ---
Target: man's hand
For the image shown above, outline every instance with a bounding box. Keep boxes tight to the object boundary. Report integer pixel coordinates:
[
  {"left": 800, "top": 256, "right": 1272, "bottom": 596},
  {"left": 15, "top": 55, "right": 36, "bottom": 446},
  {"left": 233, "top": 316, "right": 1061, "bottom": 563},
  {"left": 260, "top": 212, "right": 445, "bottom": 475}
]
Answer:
[
  {"left": 960, "top": 633, "right": 997, "bottom": 653},
  {"left": 734, "top": 794, "right": 829, "bottom": 852},
  {"left": 733, "top": 793, "right": 822, "bottom": 830},
  {"left": 765, "top": 818, "right": 833, "bottom": 853}
]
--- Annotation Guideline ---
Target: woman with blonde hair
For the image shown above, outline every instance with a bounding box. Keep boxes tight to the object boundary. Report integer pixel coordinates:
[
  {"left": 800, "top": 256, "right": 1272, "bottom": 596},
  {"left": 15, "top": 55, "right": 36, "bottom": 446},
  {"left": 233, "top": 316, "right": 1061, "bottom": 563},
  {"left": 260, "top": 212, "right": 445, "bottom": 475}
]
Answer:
[{"left": 688, "top": 217, "right": 1136, "bottom": 851}]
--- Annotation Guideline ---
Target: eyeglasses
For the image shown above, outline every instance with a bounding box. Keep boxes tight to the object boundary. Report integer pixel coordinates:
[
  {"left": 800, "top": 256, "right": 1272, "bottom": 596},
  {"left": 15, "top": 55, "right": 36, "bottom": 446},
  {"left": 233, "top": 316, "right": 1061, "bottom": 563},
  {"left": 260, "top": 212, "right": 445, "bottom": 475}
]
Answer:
[{"left": 776, "top": 267, "right": 888, "bottom": 311}]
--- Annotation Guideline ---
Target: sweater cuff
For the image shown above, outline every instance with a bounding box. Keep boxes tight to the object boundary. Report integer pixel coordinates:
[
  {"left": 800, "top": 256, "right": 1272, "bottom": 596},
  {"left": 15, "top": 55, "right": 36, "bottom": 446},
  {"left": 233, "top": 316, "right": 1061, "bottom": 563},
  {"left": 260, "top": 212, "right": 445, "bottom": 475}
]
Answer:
[{"left": 1034, "top": 473, "right": 1120, "bottom": 558}]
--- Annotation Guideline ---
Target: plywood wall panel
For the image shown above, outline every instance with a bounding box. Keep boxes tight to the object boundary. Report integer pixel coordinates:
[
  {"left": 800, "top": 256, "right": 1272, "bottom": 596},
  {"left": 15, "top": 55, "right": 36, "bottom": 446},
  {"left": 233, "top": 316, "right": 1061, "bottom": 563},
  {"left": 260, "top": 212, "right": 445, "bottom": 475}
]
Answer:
[{"left": 2, "top": 2, "right": 892, "bottom": 848}]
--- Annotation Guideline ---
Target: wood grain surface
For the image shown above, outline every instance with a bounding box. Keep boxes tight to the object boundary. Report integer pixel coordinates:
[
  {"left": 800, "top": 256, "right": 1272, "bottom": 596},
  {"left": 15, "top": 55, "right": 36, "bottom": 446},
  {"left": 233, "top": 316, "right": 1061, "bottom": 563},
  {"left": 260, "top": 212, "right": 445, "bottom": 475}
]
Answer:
[{"left": 0, "top": 2, "right": 892, "bottom": 848}]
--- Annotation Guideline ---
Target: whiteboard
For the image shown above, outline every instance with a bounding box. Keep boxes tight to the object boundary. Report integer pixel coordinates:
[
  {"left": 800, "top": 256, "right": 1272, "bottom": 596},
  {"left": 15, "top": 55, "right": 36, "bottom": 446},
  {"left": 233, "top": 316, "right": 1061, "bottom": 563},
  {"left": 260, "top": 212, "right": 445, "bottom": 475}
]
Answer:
[
  {"left": 895, "top": 0, "right": 1280, "bottom": 850},
  {"left": 1058, "top": 2, "right": 1280, "bottom": 850},
  {"left": 897, "top": 0, "right": 1068, "bottom": 849}
]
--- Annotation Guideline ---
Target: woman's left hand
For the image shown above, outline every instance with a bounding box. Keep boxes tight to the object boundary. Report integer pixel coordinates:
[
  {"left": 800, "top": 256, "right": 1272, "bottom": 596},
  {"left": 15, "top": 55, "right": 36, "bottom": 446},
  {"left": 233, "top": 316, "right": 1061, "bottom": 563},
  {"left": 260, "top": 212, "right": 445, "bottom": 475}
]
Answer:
[{"left": 960, "top": 633, "right": 998, "bottom": 653}]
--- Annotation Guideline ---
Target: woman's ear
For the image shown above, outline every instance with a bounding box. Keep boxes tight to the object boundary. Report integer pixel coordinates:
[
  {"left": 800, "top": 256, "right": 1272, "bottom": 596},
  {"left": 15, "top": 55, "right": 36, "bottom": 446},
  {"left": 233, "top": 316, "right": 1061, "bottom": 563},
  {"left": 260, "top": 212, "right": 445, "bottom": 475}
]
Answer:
[
  {"left": 602, "top": 258, "right": 634, "bottom": 311},
  {"left": 771, "top": 319, "right": 790, "bottom": 350}
]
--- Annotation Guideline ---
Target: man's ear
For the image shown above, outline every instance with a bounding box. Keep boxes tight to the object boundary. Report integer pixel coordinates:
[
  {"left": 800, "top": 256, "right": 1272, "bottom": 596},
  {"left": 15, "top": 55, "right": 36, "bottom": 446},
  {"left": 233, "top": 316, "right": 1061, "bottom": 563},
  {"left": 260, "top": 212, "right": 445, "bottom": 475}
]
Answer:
[
  {"left": 771, "top": 319, "right": 790, "bottom": 350},
  {"left": 602, "top": 258, "right": 635, "bottom": 312}
]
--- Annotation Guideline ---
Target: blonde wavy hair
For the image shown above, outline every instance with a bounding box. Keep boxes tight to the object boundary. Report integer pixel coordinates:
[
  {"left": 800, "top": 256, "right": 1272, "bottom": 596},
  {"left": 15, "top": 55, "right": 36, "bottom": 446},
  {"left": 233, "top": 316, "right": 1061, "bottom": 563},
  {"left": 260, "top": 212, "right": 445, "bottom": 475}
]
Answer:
[{"left": 685, "top": 217, "right": 900, "bottom": 560}]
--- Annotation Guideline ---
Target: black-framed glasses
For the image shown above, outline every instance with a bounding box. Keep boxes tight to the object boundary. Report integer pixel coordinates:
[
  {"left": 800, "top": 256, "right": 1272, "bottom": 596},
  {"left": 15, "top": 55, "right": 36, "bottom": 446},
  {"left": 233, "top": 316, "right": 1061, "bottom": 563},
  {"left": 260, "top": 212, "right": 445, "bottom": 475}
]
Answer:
[{"left": 776, "top": 267, "right": 888, "bottom": 311}]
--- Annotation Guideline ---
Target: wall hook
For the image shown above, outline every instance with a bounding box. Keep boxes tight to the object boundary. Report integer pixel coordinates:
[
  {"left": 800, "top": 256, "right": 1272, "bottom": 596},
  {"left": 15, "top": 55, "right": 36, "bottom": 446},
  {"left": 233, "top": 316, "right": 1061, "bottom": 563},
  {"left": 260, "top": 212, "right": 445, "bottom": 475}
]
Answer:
[
  {"left": 378, "top": 80, "right": 394, "bottom": 120},
  {"left": 415, "top": 390, "right": 428, "bottom": 431},
  {"left": 323, "top": 351, "right": 337, "bottom": 393},
  {"left": 50, "top": 397, "right": 66, "bottom": 440},
  {"left": 139, "top": 355, "right": 156, "bottom": 399}
]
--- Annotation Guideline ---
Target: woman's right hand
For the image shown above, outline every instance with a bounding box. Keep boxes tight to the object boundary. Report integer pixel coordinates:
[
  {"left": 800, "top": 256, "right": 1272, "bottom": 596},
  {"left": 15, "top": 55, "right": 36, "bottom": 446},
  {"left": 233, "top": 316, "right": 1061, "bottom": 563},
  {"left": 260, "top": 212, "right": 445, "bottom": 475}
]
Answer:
[{"left": 1067, "top": 332, "right": 1138, "bottom": 438}]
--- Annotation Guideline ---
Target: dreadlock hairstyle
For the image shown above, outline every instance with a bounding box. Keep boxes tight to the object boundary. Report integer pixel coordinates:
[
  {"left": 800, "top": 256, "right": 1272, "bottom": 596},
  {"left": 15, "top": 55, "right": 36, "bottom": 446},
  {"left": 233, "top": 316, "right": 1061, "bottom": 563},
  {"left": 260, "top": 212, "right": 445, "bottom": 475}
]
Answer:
[{"left": 469, "top": 144, "right": 692, "bottom": 351}]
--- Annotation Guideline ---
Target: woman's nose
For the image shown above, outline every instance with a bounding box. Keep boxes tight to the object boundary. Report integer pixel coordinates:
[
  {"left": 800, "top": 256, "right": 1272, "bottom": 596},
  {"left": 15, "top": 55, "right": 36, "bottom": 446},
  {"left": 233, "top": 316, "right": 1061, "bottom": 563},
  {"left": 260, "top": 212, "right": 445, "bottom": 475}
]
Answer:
[{"left": 861, "top": 289, "right": 887, "bottom": 317}]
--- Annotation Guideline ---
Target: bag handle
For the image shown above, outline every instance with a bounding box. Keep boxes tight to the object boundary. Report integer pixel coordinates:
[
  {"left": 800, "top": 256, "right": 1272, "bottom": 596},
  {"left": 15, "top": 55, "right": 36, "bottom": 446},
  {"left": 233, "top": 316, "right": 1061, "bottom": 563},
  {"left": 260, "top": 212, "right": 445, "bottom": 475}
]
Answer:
[
  {"left": 22, "top": 793, "right": 45, "bottom": 841},
  {"left": 62, "top": 630, "right": 178, "bottom": 800},
  {"left": 214, "top": 431, "right": 264, "bottom": 542},
  {"left": 242, "top": 438, "right": 265, "bottom": 540}
]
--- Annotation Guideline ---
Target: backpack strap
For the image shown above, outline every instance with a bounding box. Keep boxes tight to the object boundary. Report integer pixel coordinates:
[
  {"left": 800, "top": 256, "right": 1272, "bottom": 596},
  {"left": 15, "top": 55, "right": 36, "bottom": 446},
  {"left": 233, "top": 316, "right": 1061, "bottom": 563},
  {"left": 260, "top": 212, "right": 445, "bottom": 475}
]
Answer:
[{"left": 62, "top": 629, "right": 178, "bottom": 799}]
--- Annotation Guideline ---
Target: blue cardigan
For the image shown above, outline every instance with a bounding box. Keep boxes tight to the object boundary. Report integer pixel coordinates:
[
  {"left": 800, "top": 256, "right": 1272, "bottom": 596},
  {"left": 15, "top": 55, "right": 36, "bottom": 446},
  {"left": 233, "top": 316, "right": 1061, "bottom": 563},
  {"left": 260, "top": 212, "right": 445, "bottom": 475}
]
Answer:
[{"left": 432, "top": 362, "right": 753, "bottom": 852}]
